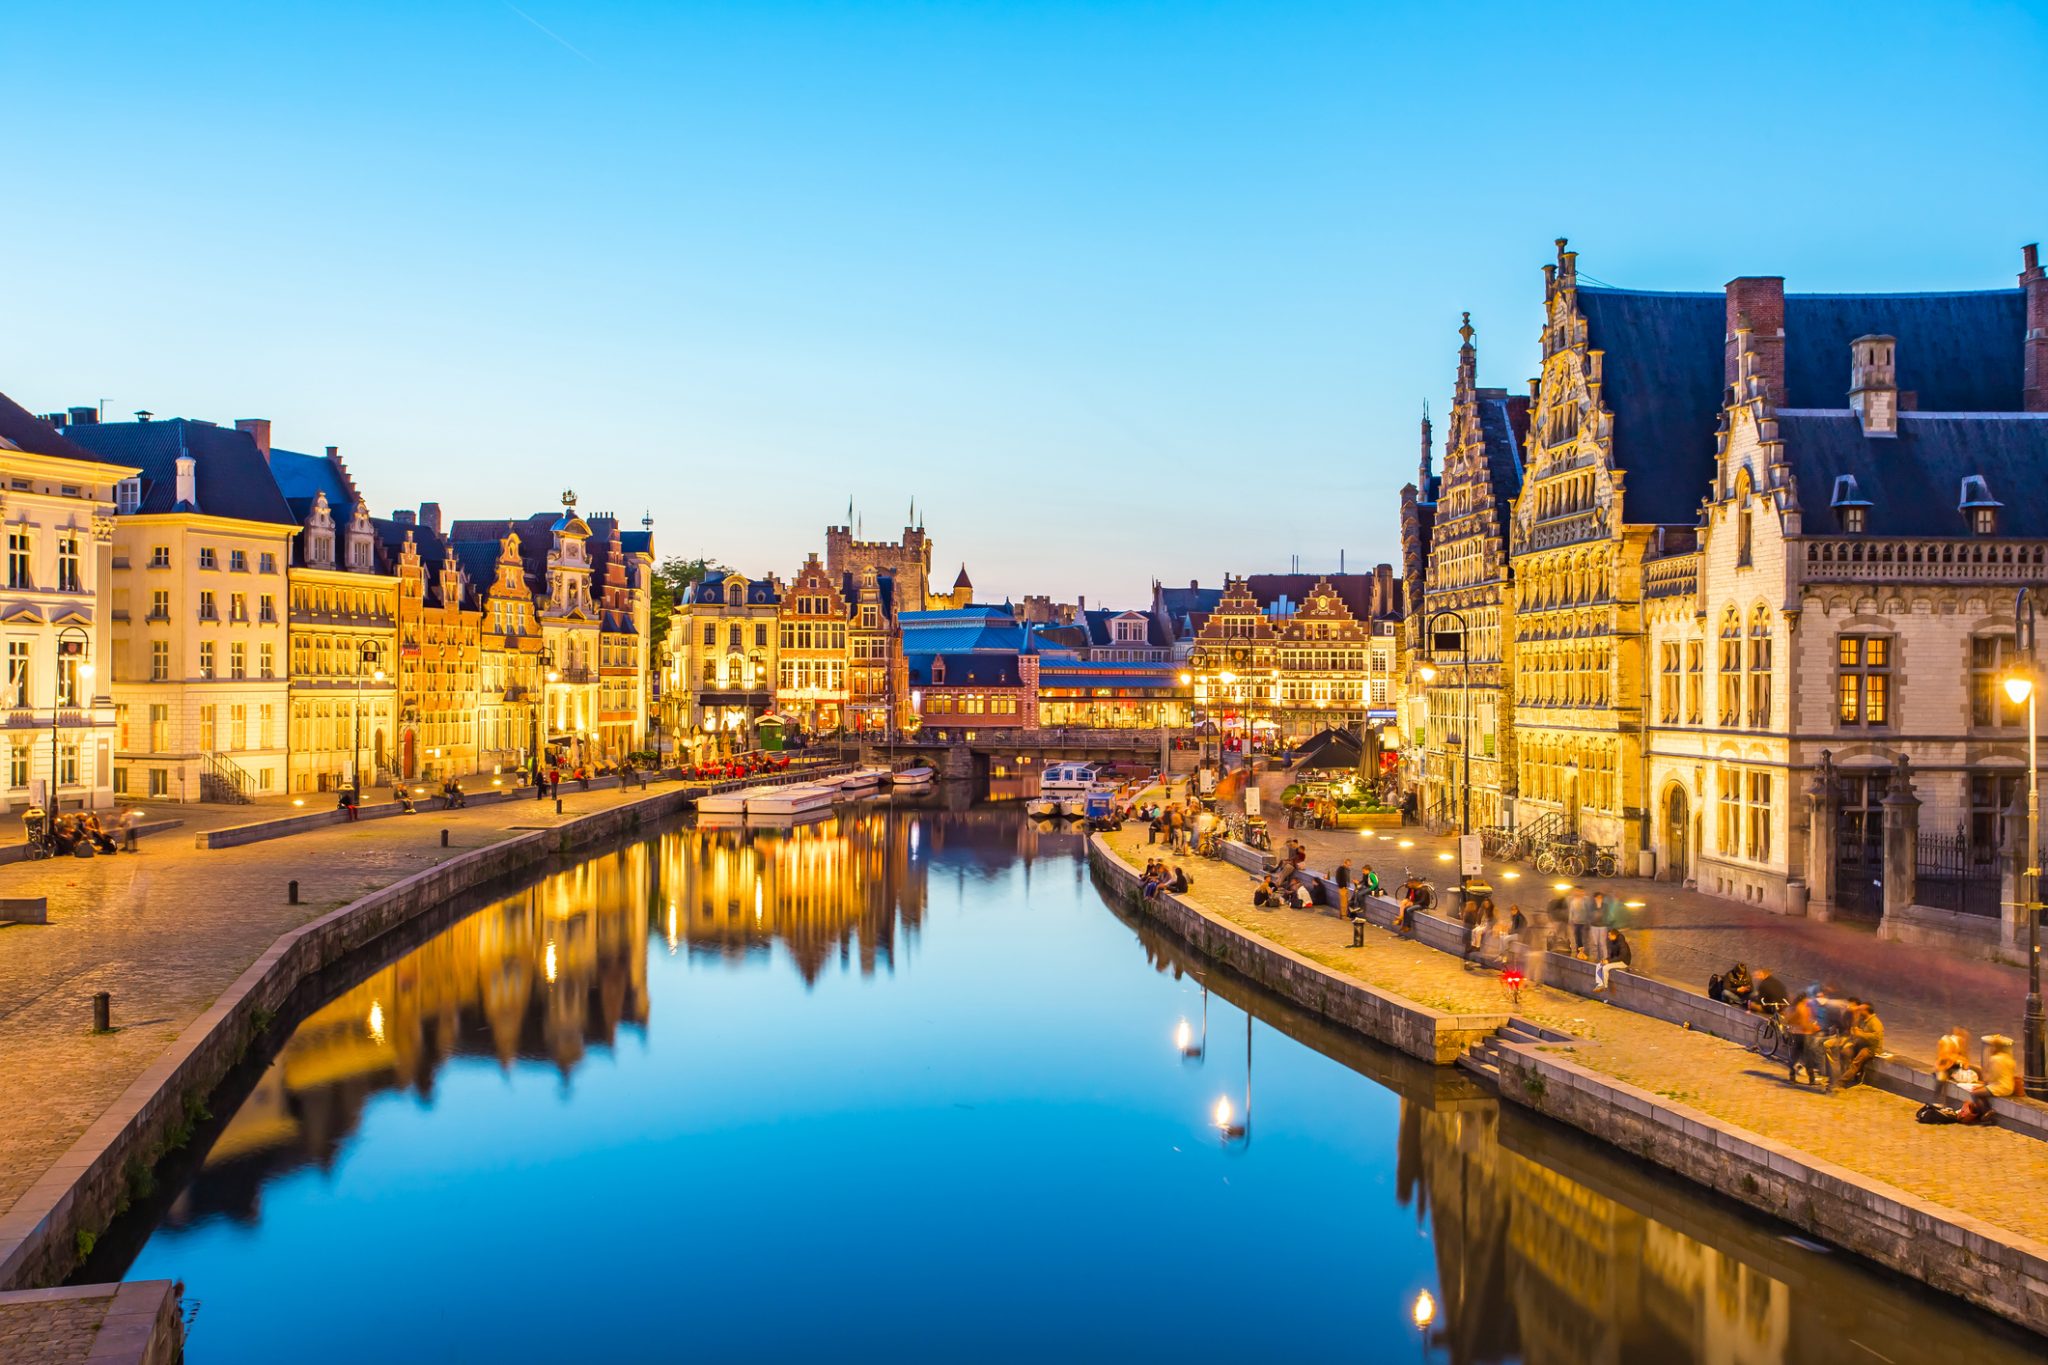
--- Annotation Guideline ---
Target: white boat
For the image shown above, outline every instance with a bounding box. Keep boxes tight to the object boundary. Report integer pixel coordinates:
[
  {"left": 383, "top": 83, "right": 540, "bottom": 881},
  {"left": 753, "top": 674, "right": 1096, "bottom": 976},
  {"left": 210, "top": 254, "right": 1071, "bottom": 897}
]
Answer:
[
  {"left": 745, "top": 784, "right": 836, "bottom": 817},
  {"left": 696, "top": 787, "right": 755, "bottom": 815},
  {"left": 837, "top": 766, "right": 891, "bottom": 794},
  {"left": 1024, "top": 796, "right": 1061, "bottom": 818},
  {"left": 1037, "top": 761, "right": 1116, "bottom": 818},
  {"left": 891, "top": 765, "right": 935, "bottom": 790}
]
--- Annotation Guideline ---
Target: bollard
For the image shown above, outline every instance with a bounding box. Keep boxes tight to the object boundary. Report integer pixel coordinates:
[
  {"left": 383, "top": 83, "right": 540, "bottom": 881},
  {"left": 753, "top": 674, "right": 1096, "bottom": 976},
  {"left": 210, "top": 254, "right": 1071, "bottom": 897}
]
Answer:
[
  {"left": 441, "top": 828, "right": 449, "bottom": 848},
  {"left": 1351, "top": 917, "right": 1367, "bottom": 948},
  {"left": 555, "top": 798, "right": 563, "bottom": 815},
  {"left": 91, "top": 991, "right": 111, "bottom": 1034},
  {"left": 288, "top": 879, "right": 299, "bottom": 905}
]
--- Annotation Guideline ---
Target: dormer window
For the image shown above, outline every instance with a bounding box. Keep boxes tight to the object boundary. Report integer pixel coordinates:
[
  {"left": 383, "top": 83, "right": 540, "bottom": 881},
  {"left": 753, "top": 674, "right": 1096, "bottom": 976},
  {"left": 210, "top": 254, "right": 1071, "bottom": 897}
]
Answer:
[
  {"left": 932, "top": 658, "right": 948, "bottom": 685},
  {"left": 1960, "top": 475, "right": 2001, "bottom": 536},
  {"left": 1830, "top": 474, "right": 1872, "bottom": 534}
]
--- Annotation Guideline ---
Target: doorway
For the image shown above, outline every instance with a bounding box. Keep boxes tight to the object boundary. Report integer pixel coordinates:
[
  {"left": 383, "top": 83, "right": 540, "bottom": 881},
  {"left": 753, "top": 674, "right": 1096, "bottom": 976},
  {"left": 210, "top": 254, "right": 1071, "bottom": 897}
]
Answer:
[{"left": 1664, "top": 786, "right": 1689, "bottom": 882}]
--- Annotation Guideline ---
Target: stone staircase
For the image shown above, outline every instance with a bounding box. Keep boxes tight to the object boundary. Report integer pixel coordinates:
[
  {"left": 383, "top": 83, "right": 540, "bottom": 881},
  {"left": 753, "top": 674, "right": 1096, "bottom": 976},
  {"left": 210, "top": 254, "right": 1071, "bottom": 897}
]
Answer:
[{"left": 1458, "top": 1017, "right": 1576, "bottom": 1082}]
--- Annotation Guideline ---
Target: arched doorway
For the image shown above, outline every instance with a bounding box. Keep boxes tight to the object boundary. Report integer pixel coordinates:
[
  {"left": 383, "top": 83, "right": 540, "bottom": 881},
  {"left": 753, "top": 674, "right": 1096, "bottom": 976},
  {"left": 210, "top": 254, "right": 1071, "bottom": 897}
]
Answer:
[{"left": 1664, "top": 785, "right": 1690, "bottom": 882}]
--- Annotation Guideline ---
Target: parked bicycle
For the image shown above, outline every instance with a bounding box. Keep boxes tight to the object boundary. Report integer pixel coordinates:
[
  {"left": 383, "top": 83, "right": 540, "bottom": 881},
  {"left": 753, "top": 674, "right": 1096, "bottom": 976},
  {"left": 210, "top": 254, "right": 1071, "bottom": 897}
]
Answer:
[{"left": 1752, "top": 1002, "right": 1790, "bottom": 1061}]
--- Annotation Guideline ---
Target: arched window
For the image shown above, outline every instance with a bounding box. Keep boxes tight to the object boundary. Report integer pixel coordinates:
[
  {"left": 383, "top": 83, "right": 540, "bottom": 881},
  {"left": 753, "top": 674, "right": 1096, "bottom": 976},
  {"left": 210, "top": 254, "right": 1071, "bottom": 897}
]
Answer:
[
  {"left": 1718, "top": 607, "right": 1743, "bottom": 727},
  {"left": 1747, "top": 606, "right": 1773, "bottom": 727}
]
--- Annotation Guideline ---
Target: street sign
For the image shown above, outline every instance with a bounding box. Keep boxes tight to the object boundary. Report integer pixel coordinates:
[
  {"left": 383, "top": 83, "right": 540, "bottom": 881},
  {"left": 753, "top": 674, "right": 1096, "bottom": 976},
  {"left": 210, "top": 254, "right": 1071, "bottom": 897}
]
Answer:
[{"left": 1459, "top": 833, "right": 1483, "bottom": 877}]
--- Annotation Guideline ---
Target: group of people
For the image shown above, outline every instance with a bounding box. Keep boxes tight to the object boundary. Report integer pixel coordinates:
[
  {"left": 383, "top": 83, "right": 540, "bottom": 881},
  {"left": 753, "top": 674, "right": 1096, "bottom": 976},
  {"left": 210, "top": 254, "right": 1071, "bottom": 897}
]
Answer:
[
  {"left": 35, "top": 808, "right": 138, "bottom": 856},
  {"left": 1250, "top": 837, "right": 1313, "bottom": 909},
  {"left": 1139, "top": 794, "right": 1207, "bottom": 853},
  {"left": 1713, "top": 965, "right": 1887, "bottom": 1093},
  {"left": 1138, "top": 859, "right": 1191, "bottom": 900}
]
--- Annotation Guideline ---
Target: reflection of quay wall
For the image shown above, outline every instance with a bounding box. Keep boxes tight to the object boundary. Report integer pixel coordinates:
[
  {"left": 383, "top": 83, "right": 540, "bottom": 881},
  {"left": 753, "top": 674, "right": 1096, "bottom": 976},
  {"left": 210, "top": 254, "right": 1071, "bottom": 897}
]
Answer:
[
  {"left": 1405, "top": 1098, "right": 1792, "bottom": 1365},
  {"left": 185, "top": 848, "right": 655, "bottom": 1222},
  {"left": 665, "top": 810, "right": 924, "bottom": 983},
  {"left": 1087, "top": 834, "right": 1504, "bottom": 1064},
  {"left": 1492, "top": 1043, "right": 2048, "bottom": 1342},
  {"left": 0, "top": 787, "right": 691, "bottom": 1292}
]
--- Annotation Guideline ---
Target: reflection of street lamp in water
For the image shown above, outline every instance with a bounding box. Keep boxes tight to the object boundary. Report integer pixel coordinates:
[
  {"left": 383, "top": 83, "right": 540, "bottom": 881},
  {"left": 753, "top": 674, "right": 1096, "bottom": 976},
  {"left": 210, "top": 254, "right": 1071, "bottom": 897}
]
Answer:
[
  {"left": 1175, "top": 984, "right": 1208, "bottom": 1062},
  {"left": 1412, "top": 1289, "right": 1437, "bottom": 1359},
  {"left": 1210, "top": 1012, "right": 1252, "bottom": 1145}
]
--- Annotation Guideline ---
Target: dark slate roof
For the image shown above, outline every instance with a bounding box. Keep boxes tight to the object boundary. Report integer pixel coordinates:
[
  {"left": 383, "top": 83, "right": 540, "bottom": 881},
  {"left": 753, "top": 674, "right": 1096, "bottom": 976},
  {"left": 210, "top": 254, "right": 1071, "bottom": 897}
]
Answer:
[
  {"left": 452, "top": 538, "right": 508, "bottom": 592},
  {"left": 1030, "top": 624, "right": 1090, "bottom": 654},
  {"left": 1575, "top": 284, "right": 2031, "bottom": 527},
  {"left": 1156, "top": 585, "right": 1222, "bottom": 620},
  {"left": 1784, "top": 291, "right": 2025, "bottom": 412},
  {"left": 839, "top": 571, "right": 897, "bottom": 619},
  {"left": 1574, "top": 287, "right": 1727, "bottom": 526},
  {"left": 679, "top": 576, "right": 779, "bottom": 606},
  {"left": 1082, "top": 608, "right": 1170, "bottom": 649},
  {"left": 0, "top": 392, "right": 112, "bottom": 465},
  {"left": 1475, "top": 395, "right": 1526, "bottom": 504},
  {"left": 267, "top": 447, "right": 353, "bottom": 510},
  {"left": 906, "top": 652, "right": 1023, "bottom": 688},
  {"left": 60, "top": 419, "right": 296, "bottom": 524},
  {"left": 1245, "top": 573, "right": 1396, "bottom": 623},
  {"left": 619, "top": 530, "right": 652, "bottom": 557},
  {"left": 1781, "top": 411, "right": 2048, "bottom": 536}
]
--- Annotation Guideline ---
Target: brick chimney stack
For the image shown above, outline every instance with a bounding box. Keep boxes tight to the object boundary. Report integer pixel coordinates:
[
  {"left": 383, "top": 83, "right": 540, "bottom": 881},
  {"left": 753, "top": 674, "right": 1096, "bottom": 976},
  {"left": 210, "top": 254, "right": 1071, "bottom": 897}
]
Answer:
[
  {"left": 235, "top": 419, "right": 271, "bottom": 460},
  {"left": 1725, "top": 277, "right": 1786, "bottom": 404},
  {"left": 419, "top": 503, "right": 443, "bottom": 535},
  {"left": 2023, "top": 243, "right": 2047, "bottom": 413}
]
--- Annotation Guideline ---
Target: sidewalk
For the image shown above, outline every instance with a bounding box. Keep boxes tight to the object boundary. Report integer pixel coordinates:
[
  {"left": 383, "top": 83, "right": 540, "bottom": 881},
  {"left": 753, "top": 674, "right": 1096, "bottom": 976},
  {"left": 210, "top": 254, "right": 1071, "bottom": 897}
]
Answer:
[
  {"left": 1102, "top": 819, "right": 2048, "bottom": 1256},
  {"left": 0, "top": 779, "right": 677, "bottom": 1224},
  {"left": 1251, "top": 770, "right": 2031, "bottom": 1061}
]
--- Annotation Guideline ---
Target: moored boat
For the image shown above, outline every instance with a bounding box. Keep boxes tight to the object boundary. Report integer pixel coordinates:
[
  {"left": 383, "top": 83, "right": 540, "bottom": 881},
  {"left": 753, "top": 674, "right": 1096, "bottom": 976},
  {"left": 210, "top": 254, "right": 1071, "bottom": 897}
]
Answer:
[
  {"left": 891, "top": 765, "right": 935, "bottom": 789},
  {"left": 746, "top": 784, "right": 836, "bottom": 817}
]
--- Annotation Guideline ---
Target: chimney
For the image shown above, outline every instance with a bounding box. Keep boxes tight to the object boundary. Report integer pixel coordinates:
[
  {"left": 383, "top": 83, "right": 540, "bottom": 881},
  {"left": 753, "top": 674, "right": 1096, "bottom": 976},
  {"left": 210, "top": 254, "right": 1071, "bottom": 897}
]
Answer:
[
  {"left": 1189, "top": 579, "right": 1198, "bottom": 590},
  {"left": 2024, "top": 243, "right": 2047, "bottom": 413},
  {"left": 67, "top": 406, "right": 97, "bottom": 426},
  {"left": 324, "top": 445, "right": 339, "bottom": 462},
  {"left": 1849, "top": 335, "right": 1899, "bottom": 437},
  {"left": 235, "top": 419, "right": 272, "bottom": 458},
  {"left": 1725, "top": 277, "right": 1786, "bottom": 403},
  {"left": 419, "top": 502, "right": 442, "bottom": 535},
  {"left": 174, "top": 455, "right": 198, "bottom": 508},
  {"left": 394, "top": 509, "right": 416, "bottom": 527}
]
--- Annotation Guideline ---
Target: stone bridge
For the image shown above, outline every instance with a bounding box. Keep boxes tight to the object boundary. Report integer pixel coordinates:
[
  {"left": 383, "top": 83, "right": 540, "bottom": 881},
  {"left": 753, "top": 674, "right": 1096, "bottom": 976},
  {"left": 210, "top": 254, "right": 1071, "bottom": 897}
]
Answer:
[{"left": 862, "top": 728, "right": 1173, "bottom": 782}]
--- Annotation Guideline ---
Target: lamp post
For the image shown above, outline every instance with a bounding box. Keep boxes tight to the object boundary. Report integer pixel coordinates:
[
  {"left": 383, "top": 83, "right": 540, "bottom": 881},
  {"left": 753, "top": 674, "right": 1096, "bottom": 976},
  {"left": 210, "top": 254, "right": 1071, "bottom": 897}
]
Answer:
[
  {"left": 1418, "top": 608, "right": 1473, "bottom": 837},
  {"left": 2006, "top": 587, "right": 2046, "bottom": 1095},
  {"left": 354, "top": 643, "right": 384, "bottom": 793},
  {"left": 533, "top": 648, "right": 559, "bottom": 776},
  {"left": 52, "top": 625, "right": 91, "bottom": 811}
]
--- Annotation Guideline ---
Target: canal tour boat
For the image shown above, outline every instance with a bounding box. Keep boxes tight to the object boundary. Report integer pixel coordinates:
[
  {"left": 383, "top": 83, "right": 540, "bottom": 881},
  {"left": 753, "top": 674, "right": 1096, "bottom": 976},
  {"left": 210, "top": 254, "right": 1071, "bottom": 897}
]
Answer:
[
  {"left": 1028, "top": 761, "right": 1117, "bottom": 819},
  {"left": 890, "top": 765, "right": 935, "bottom": 791},
  {"left": 745, "top": 784, "right": 837, "bottom": 818}
]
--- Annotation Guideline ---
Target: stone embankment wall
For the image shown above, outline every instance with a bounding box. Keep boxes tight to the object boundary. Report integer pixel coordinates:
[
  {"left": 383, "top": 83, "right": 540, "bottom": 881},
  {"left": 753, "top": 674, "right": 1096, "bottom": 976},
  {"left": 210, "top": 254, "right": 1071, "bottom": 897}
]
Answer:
[
  {"left": 1491, "top": 1041, "right": 2048, "bottom": 1337},
  {"left": 0, "top": 788, "right": 693, "bottom": 1293},
  {"left": 1089, "top": 835, "right": 1504, "bottom": 1065}
]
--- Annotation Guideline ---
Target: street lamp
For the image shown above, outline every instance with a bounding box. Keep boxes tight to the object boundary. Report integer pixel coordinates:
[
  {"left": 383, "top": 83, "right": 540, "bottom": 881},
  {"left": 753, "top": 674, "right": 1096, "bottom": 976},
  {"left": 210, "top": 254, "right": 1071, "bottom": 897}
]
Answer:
[
  {"left": 354, "top": 643, "right": 384, "bottom": 793},
  {"left": 1412, "top": 1288, "right": 1437, "bottom": 1359},
  {"left": 2005, "top": 586, "right": 2046, "bottom": 1093},
  {"left": 53, "top": 625, "right": 91, "bottom": 810}
]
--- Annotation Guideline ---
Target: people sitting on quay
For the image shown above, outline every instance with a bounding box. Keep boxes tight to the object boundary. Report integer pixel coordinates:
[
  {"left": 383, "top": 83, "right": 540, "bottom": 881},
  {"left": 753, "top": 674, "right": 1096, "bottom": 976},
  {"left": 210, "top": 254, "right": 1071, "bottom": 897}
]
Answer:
[
  {"left": 1708, "top": 961, "right": 1755, "bottom": 1008},
  {"left": 441, "top": 778, "right": 467, "bottom": 810},
  {"left": 1826, "top": 1000, "right": 1885, "bottom": 1088},
  {"left": 1168, "top": 865, "right": 1190, "bottom": 895},
  {"left": 1936, "top": 1026, "right": 1980, "bottom": 1086},
  {"left": 1983, "top": 1034, "right": 2019, "bottom": 1098},
  {"left": 81, "top": 813, "right": 117, "bottom": 855},
  {"left": 1593, "top": 926, "right": 1633, "bottom": 992}
]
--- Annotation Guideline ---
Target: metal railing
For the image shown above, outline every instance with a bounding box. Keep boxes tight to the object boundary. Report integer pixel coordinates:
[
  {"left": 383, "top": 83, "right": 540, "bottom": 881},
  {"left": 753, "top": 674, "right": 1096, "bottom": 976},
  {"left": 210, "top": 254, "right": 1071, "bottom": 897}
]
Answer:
[{"left": 201, "top": 751, "right": 259, "bottom": 805}]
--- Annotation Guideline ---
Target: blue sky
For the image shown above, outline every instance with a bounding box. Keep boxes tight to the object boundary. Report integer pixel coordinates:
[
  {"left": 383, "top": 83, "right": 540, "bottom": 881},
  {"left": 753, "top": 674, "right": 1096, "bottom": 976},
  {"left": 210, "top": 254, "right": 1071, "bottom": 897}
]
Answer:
[{"left": 5, "top": 1, "right": 2045, "bottom": 601}]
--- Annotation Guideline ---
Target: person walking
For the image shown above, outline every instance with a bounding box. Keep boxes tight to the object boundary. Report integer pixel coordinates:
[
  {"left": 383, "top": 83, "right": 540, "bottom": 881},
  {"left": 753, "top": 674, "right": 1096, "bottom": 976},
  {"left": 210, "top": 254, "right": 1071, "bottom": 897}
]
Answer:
[
  {"left": 533, "top": 767, "right": 547, "bottom": 802},
  {"left": 1566, "top": 889, "right": 1595, "bottom": 957},
  {"left": 120, "top": 805, "right": 143, "bottom": 853}
]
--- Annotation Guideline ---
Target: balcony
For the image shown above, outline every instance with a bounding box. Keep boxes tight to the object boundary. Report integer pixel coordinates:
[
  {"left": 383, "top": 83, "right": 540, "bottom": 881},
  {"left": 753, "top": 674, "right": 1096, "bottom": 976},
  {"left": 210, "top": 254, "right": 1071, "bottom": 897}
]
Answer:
[{"left": 1800, "top": 537, "right": 2048, "bottom": 585}]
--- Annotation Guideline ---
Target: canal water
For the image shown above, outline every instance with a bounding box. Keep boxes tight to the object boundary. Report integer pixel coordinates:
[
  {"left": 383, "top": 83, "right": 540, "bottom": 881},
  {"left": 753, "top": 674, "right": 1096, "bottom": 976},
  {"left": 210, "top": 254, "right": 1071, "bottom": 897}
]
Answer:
[{"left": 98, "top": 805, "right": 2040, "bottom": 1362}]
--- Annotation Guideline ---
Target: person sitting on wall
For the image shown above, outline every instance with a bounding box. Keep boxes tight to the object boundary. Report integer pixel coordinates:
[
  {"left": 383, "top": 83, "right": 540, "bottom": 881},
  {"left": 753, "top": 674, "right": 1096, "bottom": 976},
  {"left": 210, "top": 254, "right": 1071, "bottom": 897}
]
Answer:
[
  {"left": 1709, "top": 961, "right": 1754, "bottom": 1007},
  {"left": 1935, "top": 1026, "right": 1979, "bottom": 1085},
  {"left": 1252, "top": 876, "right": 1282, "bottom": 909},
  {"left": 1169, "top": 865, "right": 1191, "bottom": 895}
]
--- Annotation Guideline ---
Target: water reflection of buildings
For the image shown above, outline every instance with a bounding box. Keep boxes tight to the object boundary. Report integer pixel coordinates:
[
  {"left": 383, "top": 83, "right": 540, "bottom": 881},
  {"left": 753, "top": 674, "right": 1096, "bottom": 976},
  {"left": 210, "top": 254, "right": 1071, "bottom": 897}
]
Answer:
[
  {"left": 171, "top": 845, "right": 654, "bottom": 1229},
  {"left": 660, "top": 805, "right": 1086, "bottom": 984},
  {"left": 1397, "top": 1096, "right": 2048, "bottom": 1365}
]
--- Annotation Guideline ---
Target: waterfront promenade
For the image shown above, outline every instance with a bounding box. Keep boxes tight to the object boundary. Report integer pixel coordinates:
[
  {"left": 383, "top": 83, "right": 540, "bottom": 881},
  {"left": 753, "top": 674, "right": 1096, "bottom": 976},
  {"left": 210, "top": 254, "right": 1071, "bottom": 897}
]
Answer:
[
  {"left": 0, "top": 782, "right": 674, "bottom": 1227},
  {"left": 1098, "top": 806, "right": 2048, "bottom": 1334}
]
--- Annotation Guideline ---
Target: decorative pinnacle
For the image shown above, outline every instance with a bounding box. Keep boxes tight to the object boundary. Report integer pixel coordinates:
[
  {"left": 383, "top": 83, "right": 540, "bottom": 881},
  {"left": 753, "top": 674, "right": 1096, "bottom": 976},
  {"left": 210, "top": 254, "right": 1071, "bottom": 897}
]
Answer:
[{"left": 1458, "top": 311, "right": 1474, "bottom": 347}]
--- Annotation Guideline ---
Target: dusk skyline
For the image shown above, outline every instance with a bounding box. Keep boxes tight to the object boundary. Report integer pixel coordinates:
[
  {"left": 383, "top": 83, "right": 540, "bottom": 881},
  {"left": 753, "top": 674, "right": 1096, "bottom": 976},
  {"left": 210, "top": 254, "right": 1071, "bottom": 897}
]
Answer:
[{"left": 7, "top": 0, "right": 2047, "bottom": 600}]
